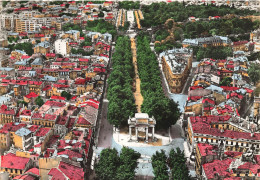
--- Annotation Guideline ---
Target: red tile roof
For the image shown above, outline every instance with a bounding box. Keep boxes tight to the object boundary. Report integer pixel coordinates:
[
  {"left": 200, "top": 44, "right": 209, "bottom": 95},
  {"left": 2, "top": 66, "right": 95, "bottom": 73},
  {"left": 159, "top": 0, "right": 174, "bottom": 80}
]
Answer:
[
  {"left": 48, "top": 168, "right": 66, "bottom": 180},
  {"left": 78, "top": 58, "right": 89, "bottom": 62},
  {"left": 20, "top": 109, "right": 32, "bottom": 116},
  {"left": 25, "top": 168, "right": 40, "bottom": 176},
  {"left": 42, "top": 85, "right": 52, "bottom": 91},
  {"left": 46, "top": 53, "right": 56, "bottom": 57},
  {"left": 45, "top": 100, "right": 66, "bottom": 107},
  {"left": 56, "top": 115, "right": 69, "bottom": 125},
  {"left": 202, "top": 98, "right": 215, "bottom": 105},
  {"left": 224, "top": 151, "right": 243, "bottom": 158},
  {"left": 233, "top": 41, "right": 248, "bottom": 46},
  {"left": 188, "top": 96, "right": 202, "bottom": 101},
  {"left": 77, "top": 117, "right": 91, "bottom": 126},
  {"left": 75, "top": 78, "right": 86, "bottom": 85},
  {"left": 35, "top": 127, "right": 51, "bottom": 137},
  {"left": 58, "top": 161, "right": 84, "bottom": 180},
  {"left": 93, "top": 67, "right": 106, "bottom": 73},
  {"left": 0, "top": 123, "right": 26, "bottom": 134},
  {"left": 1, "top": 153, "right": 30, "bottom": 170},
  {"left": 13, "top": 174, "right": 36, "bottom": 180},
  {"left": 58, "top": 139, "right": 82, "bottom": 149},
  {"left": 203, "top": 159, "right": 234, "bottom": 179},
  {"left": 57, "top": 149, "right": 83, "bottom": 159},
  {"left": 25, "top": 92, "right": 39, "bottom": 99},
  {"left": 51, "top": 96, "right": 66, "bottom": 101},
  {"left": 53, "top": 84, "right": 69, "bottom": 89},
  {"left": 197, "top": 143, "right": 217, "bottom": 157},
  {"left": 44, "top": 114, "right": 57, "bottom": 121},
  {"left": 221, "top": 86, "right": 240, "bottom": 91},
  {"left": 238, "top": 162, "right": 260, "bottom": 174},
  {"left": 28, "top": 125, "right": 39, "bottom": 132},
  {"left": 0, "top": 104, "right": 15, "bottom": 115}
]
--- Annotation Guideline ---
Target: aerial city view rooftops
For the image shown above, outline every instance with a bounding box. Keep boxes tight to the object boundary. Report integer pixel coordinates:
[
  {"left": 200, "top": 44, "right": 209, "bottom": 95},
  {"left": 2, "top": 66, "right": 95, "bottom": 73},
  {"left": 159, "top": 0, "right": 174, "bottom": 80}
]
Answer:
[{"left": 0, "top": 0, "right": 260, "bottom": 179}]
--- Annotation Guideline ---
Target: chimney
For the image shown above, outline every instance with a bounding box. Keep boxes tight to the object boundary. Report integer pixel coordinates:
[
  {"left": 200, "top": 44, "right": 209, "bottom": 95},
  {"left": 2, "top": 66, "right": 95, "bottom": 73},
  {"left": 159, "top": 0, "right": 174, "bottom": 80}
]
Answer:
[{"left": 251, "top": 132, "right": 254, "bottom": 137}]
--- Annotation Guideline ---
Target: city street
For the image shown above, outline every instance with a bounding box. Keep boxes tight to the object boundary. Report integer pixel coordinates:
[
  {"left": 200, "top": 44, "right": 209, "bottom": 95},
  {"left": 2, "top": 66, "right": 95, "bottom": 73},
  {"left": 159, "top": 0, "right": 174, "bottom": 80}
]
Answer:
[{"left": 97, "top": 99, "right": 113, "bottom": 148}]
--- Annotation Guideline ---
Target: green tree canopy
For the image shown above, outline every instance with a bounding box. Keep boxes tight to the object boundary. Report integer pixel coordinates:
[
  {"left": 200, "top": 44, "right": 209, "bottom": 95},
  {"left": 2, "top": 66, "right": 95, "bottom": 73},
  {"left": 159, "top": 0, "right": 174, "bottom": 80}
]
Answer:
[
  {"left": 136, "top": 35, "right": 180, "bottom": 129},
  {"left": 95, "top": 147, "right": 140, "bottom": 180},
  {"left": 248, "top": 63, "right": 260, "bottom": 85},
  {"left": 61, "top": 91, "right": 72, "bottom": 100},
  {"left": 14, "top": 42, "right": 33, "bottom": 56},
  {"left": 35, "top": 96, "right": 44, "bottom": 107},
  {"left": 151, "top": 150, "right": 169, "bottom": 180}
]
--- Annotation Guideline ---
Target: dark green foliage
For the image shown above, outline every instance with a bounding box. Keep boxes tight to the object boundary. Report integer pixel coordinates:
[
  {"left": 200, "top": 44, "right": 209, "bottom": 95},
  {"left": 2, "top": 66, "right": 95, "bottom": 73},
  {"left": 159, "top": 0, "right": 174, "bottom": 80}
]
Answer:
[
  {"left": 155, "top": 29, "right": 170, "bottom": 42},
  {"left": 95, "top": 147, "right": 140, "bottom": 180},
  {"left": 141, "top": 2, "right": 259, "bottom": 27},
  {"left": 86, "top": 19, "right": 117, "bottom": 38},
  {"left": 119, "top": 1, "right": 140, "bottom": 10},
  {"left": 14, "top": 42, "right": 33, "bottom": 56},
  {"left": 248, "top": 63, "right": 260, "bottom": 85},
  {"left": 95, "top": 148, "right": 120, "bottom": 180},
  {"left": 184, "top": 18, "right": 257, "bottom": 38},
  {"left": 118, "top": 22, "right": 130, "bottom": 32},
  {"left": 8, "top": 37, "right": 16, "bottom": 43},
  {"left": 136, "top": 35, "right": 180, "bottom": 129},
  {"left": 98, "top": 11, "right": 104, "bottom": 17},
  {"left": 154, "top": 41, "right": 182, "bottom": 54},
  {"left": 220, "top": 77, "right": 232, "bottom": 86},
  {"left": 49, "top": 1, "right": 63, "bottom": 5},
  {"left": 61, "top": 91, "right": 72, "bottom": 100},
  {"left": 84, "top": 0, "right": 105, "bottom": 4},
  {"left": 193, "top": 46, "right": 233, "bottom": 61},
  {"left": 248, "top": 52, "right": 260, "bottom": 61},
  {"left": 59, "top": 12, "right": 77, "bottom": 17},
  {"left": 62, "top": 23, "right": 81, "bottom": 31},
  {"left": 169, "top": 148, "right": 190, "bottom": 180},
  {"left": 151, "top": 150, "right": 169, "bottom": 180},
  {"left": 18, "top": 101, "right": 28, "bottom": 107},
  {"left": 229, "top": 34, "right": 250, "bottom": 42},
  {"left": 35, "top": 96, "right": 44, "bottom": 107},
  {"left": 80, "top": 37, "right": 92, "bottom": 47},
  {"left": 151, "top": 148, "right": 190, "bottom": 180},
  {"left": 115, "top": 147, "right": 141, "bottom": 180},
  {"left": 107, "top": 36, "right": 136, "bottom": 127},
  {"left": 7, "top": 9, "right": 13, "bottom": 14},
  {"left": 71, "top": 48, "right": 93, "bottom": 56},
  {"left": 2, "top": 1, "right": 8, "bottom": 7},
  {"left": 20, "top": 1, "right": 28, "bottom": 4},
  {"left": 38, "top": 7, "right": 43, "bottom": 13}
]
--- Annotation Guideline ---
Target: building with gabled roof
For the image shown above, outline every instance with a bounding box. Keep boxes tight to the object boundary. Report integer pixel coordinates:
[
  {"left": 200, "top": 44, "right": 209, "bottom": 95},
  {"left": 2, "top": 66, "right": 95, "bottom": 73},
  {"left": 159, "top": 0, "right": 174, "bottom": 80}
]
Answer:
[{"left": 0, "top": 153, "right": 33, "bottom": 178}]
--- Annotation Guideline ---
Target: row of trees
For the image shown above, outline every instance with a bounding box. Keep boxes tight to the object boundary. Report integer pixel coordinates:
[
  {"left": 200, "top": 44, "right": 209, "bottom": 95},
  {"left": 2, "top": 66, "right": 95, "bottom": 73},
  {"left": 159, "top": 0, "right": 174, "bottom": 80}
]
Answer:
[
  {"left": 119, "top": 1, "right": 140, "bottom": 10},
  {"left": 136, "top": 35, "right": 180, "bottom": 129},
  {"left": 95, "top": 147, "right": 141, "bottom": 180},
  {"left": 141, "top": 2, "right": 259, "bottom": 27},
  {"left": 184, "top": 18, "right": 259, "bottom": 38},
  {"left": 107, "top": 36, "right": 136, "bottom": 127},
  {"left": 192, "top": 46, "right": 233, "bottom": 61},
  {"left": 152, "top": 148, "right": 190, "bottom": 180}
]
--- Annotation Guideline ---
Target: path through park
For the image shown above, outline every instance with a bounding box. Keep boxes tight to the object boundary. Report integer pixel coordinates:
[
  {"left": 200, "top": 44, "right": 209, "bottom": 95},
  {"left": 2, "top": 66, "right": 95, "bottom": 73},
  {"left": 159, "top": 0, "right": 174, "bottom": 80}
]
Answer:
[{"left": 131, "top": 38, "right": 143, "bottom": 113}]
